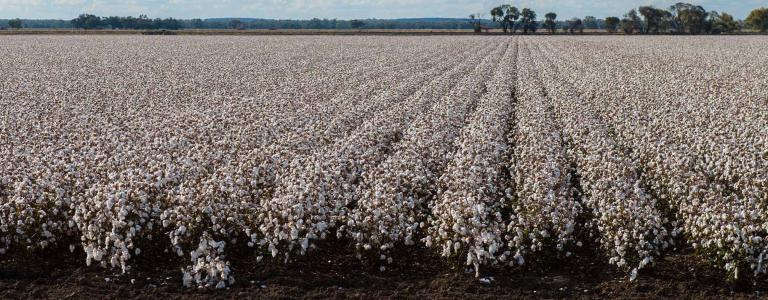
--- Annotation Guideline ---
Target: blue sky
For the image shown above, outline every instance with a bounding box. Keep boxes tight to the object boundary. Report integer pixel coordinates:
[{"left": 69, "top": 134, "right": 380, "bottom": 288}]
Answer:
[{"left": 1, "top": 0, "right": 765, "bottom": 20}]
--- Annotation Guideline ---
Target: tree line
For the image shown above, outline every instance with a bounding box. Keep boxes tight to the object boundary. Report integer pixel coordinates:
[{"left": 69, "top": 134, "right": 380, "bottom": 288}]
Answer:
[
  {"left": 481, "top": 3, "right": 768, "bottom": 34},
  {"left": 2, "top": 15, "right": 488, "bottom": 30},
  {"left": 2, "top": 4, "right": 767, "bottom": 33}
]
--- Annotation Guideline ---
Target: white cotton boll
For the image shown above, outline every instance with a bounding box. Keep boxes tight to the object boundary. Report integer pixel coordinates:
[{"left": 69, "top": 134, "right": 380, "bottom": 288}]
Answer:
[
  {"left": 4, "top": 35, "right": 765, "bottom": 292},
  {"left": 639, "top": 256, "right": 652, "bottom": 269},
  {"left": 183, "top": 272, "right": 193, "bottom": 287},
  {"left": 178, "top": 225, "right": 187, "bottom": 235},
  {"left": 92, "top": 249, "right": 103, "bottom": 262},
  {"left": 215, "top": 281, "right": 226, "bottom": 289},
  {"left": 316, "top": 222, "right": 328, "bottom": 232}
]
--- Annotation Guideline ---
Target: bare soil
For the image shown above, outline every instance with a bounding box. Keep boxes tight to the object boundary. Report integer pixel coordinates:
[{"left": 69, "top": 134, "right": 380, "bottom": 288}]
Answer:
[{"left": 1, "top": 240, "right": 765, "bottom": 299}]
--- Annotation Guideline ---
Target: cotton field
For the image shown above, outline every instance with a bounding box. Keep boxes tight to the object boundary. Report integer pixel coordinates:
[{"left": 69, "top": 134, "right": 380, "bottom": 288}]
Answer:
[{"left": 0, "top": 35, "right": 766, "bottom": 289}]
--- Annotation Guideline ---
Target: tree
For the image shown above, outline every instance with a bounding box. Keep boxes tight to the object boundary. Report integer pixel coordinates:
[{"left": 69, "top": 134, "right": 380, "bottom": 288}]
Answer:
[
  {"left": 620, "top": 19, "right": 634, "bottom": 34},
  {"left": 104, "top": 16, "right": 123, "bottom": 29},
  {"left": 669, "top": 2, "right": 709, "bottom": 34},
  {"left": 621, "top": 9, "right": 642, "bottom": 34},
  {"left": 605, "top": 17, "right": 620, "bottom": 33},
  {"left": 468, "top": 14, "right": 482, "bottom": 33},
  {"left": 583, "top": 16, "right": 598, "bottom": 29},
  {"left": 135, "top": 14, "right": 153, "bottom": 29},
  {"left": 190, "top": 18, "right": 206, "bottom": 29},
  {"left": 544, "top": 12, "right": 557, "bottom": 33},
  {"left": 72, "top": 14, "right": 103, "bottom": 29},
  {"left": 709, "top": 12, "right": 738, "bottom": 33},
  {"left": 350, "top": 19, "right": 365, "bottom": 29},
  {"left": 568, "top": 18, "right": 583, "bottom": 33},
  {"left": 521, "top": 8, "right": 537, "bottom": 34},
  {"left": 639, "top": 6, "right": 655, "bottom": 33},
  {"left": 658, "top": 10, "right": 675, "bottom": 32},
  {"left": 491, "top": 6, "right": 505, "bottom": 30},
  {"left": 639, "top": 6, "right": 672, "bottom": 33},
  {"left": 745, "top": 7, "right": 768, "bottom": 32},
  {"left": 159, "top": 18, "right": 182, "bottom": 30},
  {"left": 492, "top": 5, "right": 519, "bottom": 33},
  {"left": 229, "top": 19, "right": 244, "bottom": 30},
  {"left": 504, "top": 6, "right": 520, "bottom": 33},
  {"left": 8, "top": 18, "right": 22, "bottom": 29}
]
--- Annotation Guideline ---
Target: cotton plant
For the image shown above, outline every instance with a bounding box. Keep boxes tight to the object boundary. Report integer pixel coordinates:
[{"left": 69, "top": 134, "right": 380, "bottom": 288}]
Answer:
[{"left": 0, "top": 35, "right": 766, "bottom": 288}]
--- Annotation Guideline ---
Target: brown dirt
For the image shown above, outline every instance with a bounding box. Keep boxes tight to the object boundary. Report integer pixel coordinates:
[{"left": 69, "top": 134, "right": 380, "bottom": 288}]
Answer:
[{"left": 1, "top": 241, "right": 765, "bottom": 300}]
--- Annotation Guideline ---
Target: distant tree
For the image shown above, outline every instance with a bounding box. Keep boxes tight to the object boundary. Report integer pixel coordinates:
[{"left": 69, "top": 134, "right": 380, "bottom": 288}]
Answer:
[
  {"left": 669, "top": 3, "right": 709, "bottom": 34},
  {"left": 159, "top": 18, "right": 182, "bottom": 30},
  {"left": 638, "top": 6, "right": 655, "bottom": 33},
  {"left": 639, "top": 6, "right": 672, "bottom": 33},
  {"left": 228, "top": 19, "right": 244, "bottom": 30},
  {"left": 8, "top": 18, "right": 22, "bottom": 29},
  {"left": 103, "top": 16, "right": 123, "bottom": 29},
  {"left": 521, "top": 8, "right": 537, "bottom": 34},
  {"left": 491, "top": 6, "right": 505, "bottom": 30},
  {"left": 504, "top": 6, "right": 520, "bottom": 33},
  {"left": 659, "top": 10, "right": 675, "bottom": 32},
  {"left": 121, "top": 16, "right": 135, "bottom": 29},
  {"left": 136, "top": 15, "right": 154, "bottom": 29},
  {"left": 620, "top": 19, "right": 633, "bottom": 34},
  {"left": 190, "top": 18, "right": 206, "bottom": 29},
  {"left": 583, "top": 16, "right": 598, "bottom": 29},
  {"left": 745, "top": 7, "right": 768, "bottom": 32},
  {"left": 544, "top": 12, "right": 557, "bottom": 33},
  {"left": 738, "top": 19, "right": 746, "bottom": 31},
  {"left": 350, "top": 19, "right": 365, "bottom": 29},
  {"left": 620, "top": 9, "right": 642, "bottom": 34},
  {"left": 72, "top": 14, "right": 102, "bottom": 29},
  {"left": 491, "top": 5, "right": 519, "bottom": 33},
  {"left": 468, "top": 14, "right": 482, "bottom": 33},
  {"left": 709, "top": 11, "right": 738, "bottom": 33},
  {"left": 568, "top": 18, "right": 583, "bottom": 33},
  {"left": 605, "top": 16, "right": 620, "bottom": 33}
]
